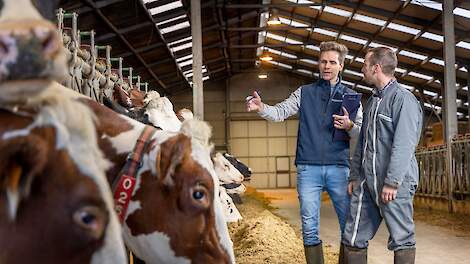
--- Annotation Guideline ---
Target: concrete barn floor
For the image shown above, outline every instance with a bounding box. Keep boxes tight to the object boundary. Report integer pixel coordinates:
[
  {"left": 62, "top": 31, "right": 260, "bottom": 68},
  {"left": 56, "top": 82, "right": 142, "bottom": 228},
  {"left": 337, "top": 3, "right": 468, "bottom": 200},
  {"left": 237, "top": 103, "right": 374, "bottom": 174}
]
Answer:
[{"left": 258, "top": 188, "right": 470, "bottom": 264}]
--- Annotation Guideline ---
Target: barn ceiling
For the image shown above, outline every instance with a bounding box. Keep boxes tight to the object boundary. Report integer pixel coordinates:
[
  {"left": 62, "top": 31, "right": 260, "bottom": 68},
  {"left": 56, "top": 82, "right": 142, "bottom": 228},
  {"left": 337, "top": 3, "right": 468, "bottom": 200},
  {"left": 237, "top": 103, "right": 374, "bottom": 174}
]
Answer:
[{"left": 60, "top": 0, "right": 470, "bottom": 118}]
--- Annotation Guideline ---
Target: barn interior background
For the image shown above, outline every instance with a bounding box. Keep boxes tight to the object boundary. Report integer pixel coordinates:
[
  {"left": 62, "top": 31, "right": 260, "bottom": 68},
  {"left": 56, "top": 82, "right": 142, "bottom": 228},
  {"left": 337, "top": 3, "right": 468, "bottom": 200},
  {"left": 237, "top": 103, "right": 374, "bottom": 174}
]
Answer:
[{"left": 58, "top": 0, "right": 470, "bottom": 215}]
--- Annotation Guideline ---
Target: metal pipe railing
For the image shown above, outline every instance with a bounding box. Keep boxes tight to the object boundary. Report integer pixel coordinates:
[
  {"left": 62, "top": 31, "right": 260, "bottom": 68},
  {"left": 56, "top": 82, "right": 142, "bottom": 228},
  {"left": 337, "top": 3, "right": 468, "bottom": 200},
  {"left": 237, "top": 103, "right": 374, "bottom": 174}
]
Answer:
[
  {"left": 416, "top": 134, "right": 470, "bottom": 203},
  {"left": 56, "top": 10, "right": 151, "bottom": 102}
]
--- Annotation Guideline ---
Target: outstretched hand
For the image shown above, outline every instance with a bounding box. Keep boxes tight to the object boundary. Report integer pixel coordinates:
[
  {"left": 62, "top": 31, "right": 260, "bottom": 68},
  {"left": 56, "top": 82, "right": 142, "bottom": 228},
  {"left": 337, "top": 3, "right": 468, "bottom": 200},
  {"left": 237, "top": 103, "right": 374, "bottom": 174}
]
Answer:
[
  {"left": 246, "top": 91, "right": 263, "bottom": 112},
  {"left": 333, "top": 107, "right": 353, "bottom": 131}
]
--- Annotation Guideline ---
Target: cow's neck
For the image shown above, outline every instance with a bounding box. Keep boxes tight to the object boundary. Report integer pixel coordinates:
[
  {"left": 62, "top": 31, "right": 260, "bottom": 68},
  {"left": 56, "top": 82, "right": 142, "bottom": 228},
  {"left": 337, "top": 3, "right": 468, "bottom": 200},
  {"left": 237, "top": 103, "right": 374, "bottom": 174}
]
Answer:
[{"left": 81, "top": 98, "right": 148, "bottom": 184}]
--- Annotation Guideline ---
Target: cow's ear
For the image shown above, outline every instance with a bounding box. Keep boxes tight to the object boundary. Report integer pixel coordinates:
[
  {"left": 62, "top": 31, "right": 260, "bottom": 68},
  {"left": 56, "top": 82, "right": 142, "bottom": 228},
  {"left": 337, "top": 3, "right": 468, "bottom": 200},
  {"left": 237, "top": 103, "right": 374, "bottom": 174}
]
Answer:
[
  {"left": 157, "top": 134, "right": 191, "bottom": 187},
  {"left": 0, "top": 137, "right": 47, "bottom": 221}
]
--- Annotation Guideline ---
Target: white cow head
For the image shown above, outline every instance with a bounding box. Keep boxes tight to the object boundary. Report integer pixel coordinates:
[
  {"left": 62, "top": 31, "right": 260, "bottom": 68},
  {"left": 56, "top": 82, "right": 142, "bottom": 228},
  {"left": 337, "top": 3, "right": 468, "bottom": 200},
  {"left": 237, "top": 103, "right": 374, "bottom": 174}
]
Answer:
[
  {"left": 176, "top": 108, "right": 194, "bottom": 122},
  {"left": 213, "top": 152, "right": 244, "bottom": 184},
  {"left": 144, "top": 97, "right": 181, "bottom": 132},
  {"left": 143, "top": 90, "right": 160, "bottom": 104}
]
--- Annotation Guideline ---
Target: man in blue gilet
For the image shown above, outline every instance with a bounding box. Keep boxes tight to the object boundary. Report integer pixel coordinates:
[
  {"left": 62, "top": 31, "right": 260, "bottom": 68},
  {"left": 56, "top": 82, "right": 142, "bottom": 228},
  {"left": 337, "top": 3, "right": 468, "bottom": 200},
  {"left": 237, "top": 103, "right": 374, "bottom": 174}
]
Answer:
[{"left": 247, "top": 41, "right": 363, "bottom": 264}]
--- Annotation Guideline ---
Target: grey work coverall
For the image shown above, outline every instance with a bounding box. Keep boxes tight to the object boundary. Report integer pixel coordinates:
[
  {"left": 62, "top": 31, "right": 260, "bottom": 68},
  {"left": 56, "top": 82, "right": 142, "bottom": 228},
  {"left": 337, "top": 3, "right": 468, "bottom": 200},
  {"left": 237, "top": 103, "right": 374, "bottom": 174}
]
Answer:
[{"left": 342, "top": 80, "right": 423, "bottom": 251}]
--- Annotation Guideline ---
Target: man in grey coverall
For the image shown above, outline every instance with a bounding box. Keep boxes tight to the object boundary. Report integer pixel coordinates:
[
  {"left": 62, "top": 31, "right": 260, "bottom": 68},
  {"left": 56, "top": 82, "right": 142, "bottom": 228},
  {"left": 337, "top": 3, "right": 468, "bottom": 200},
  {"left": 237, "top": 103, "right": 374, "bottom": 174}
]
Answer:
[
  {"left": 247, "top": 41, "right": 363, "bottom": 264},
  {"left": 341, "top": 47, "right": 422, "bottom": 264}
]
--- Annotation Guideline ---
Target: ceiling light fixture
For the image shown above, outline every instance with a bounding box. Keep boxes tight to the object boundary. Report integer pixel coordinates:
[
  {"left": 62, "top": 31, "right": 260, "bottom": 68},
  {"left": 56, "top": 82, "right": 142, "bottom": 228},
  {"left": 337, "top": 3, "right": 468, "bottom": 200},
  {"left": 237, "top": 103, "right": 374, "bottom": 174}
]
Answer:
[
  {"left": 260, "top": 52, "right": 273, "bottom": 61},
  {"left": 258, "top": 70, "right": 268, "bottom": 79},
  {"left": 267, "top": 9, "right": 281, "bottom": 26},
  {"left": 267, "top": 15, "right": 281, "bottom": 25}
]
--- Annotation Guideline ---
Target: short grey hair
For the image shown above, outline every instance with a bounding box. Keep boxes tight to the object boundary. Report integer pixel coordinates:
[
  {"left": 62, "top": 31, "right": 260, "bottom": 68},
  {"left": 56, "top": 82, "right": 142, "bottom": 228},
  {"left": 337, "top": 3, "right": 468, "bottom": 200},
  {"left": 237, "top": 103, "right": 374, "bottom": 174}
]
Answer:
[{"left": 367, "top": 47, "right": 397, "bottom": 76}]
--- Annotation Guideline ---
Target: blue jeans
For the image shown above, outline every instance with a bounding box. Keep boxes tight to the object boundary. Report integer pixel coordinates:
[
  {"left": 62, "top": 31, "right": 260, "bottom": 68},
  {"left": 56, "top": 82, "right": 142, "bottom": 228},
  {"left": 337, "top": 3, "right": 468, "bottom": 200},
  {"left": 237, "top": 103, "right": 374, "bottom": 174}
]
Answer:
[{"left": 297, "top": 164, "right": 350, "bottom": 246}]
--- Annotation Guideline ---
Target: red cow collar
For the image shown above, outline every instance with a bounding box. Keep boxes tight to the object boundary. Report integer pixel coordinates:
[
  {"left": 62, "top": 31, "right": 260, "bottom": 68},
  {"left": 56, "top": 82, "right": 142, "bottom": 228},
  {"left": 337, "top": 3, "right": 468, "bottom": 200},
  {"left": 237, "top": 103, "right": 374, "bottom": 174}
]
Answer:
[{"left": 112, "top": 125, "right": 157, "bottom": 222}]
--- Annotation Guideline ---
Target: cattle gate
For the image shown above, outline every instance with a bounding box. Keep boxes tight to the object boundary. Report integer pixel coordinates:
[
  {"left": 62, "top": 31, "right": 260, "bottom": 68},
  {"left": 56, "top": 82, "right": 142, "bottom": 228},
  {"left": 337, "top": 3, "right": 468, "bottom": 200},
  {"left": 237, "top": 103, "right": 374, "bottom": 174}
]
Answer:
[{"left": 416, "top": 134, "right": 470, "bottom": 212}]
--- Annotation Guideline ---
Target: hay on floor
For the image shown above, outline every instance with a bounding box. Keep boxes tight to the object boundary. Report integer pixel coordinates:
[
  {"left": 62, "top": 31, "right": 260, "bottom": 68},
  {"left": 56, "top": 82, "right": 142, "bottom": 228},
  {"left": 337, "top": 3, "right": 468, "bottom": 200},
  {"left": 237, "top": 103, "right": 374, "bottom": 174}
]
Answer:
[{"left": 229, "top": 189, "right": 339, "bottom": 264}]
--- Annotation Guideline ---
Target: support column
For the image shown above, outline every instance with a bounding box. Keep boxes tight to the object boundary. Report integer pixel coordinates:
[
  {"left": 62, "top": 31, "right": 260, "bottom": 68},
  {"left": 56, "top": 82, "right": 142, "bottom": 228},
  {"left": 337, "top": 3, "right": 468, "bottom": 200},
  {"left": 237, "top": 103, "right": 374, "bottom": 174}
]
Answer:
[
  {"left": 191, "top": 0, "right": 204, "bottom": 119},
  {"left": 225, "top": 78, "right": 231, "bottom": 150},
  {"left": 467, "top": 65, "right": 470, "bottom": 132},
  {"left": 418, "top": 87, "right": 426, "bottom": 144},
  {"left": 443, "top": 0, "right": 457, "bottom": 212}
]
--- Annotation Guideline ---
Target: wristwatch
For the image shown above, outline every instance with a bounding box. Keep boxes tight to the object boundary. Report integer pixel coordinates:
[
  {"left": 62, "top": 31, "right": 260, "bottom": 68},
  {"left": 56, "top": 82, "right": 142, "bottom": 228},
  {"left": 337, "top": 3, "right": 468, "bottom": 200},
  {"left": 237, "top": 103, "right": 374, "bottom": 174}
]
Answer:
[{"left": 346, "top": 120, "right": 354, "bottom": 131}]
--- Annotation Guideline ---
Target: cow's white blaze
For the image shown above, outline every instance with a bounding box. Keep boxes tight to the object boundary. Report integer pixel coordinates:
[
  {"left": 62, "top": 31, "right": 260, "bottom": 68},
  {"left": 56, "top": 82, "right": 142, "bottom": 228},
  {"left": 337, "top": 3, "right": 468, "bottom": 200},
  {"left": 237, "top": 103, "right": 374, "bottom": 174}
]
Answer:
[
  {"left": 0, "top": 0, "right": 43, "bottom": 21},
  {"left": 109, "top": 123, "right": 142, "bottom": 153},
  {"left": 123, "top": 225, "right": 191, "bottom": 264},
  {"left": 213, "top": 152, "right": 244, "bottom": 184},
  {"left": 191, "top": 142, "right": 236, "bottom": 264}
]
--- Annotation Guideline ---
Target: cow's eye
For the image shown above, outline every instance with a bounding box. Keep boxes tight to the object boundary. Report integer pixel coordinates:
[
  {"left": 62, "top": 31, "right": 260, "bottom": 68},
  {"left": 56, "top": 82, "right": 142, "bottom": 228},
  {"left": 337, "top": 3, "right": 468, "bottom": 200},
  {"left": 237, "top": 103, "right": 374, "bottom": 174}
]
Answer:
[
  {"left": 190, "top": 184, "right": 210, "bottom": 209},
  {"left": 73, "top": 205, "right": 107, "bottom": 240},
  {"left": 193, "top": 190, "right": 204, "bottom": 200}
]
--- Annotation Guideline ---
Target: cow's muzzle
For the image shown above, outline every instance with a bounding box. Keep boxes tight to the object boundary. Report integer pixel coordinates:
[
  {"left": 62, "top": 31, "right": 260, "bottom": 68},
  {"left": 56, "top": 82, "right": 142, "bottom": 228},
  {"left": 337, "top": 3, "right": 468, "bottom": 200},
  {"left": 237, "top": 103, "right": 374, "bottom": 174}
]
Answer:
[{"left": 0, "top": 19, "right": 63, "bottom": 81}]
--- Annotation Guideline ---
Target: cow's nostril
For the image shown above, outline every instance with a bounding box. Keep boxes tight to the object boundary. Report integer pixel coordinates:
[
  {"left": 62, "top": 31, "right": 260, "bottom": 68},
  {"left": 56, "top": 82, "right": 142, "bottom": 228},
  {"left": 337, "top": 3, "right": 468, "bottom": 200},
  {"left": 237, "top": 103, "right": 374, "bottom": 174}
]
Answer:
[
  {"left": 143, "top": 113, "right": 150, "bottom": 122},
  {"left": 0, "top": 34, "right": 14, "bottom": 58},
  {"left": 0, "top": 39, "right": 9, "bottom": 56}
]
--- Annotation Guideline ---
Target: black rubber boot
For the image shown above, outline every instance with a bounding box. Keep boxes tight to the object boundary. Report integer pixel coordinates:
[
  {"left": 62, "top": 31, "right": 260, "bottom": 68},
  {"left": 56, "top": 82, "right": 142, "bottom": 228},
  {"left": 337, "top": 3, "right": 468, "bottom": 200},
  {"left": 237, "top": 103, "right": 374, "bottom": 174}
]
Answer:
[
  {"left": 394, "top": 248, "right": 415, "bottom": 264},
  {"left": 344, "top": 245, "right": 367, "bottom": 264},
  {"left": 304, "top": 243, "right": 324, "bottom": 264},
  {"left": 339, "top": 243, "right": 345, "bottom": 264}
]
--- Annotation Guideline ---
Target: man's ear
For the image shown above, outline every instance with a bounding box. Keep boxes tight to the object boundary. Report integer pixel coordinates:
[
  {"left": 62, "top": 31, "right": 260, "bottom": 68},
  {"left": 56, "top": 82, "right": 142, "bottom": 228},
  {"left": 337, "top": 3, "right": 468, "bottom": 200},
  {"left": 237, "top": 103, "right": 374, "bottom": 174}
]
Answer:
[
  {"left": 156, "top": 134, "right": 191, "bottom": 187},
  {"left": 0, "top": 136, "right": 47, "bottom": 221}
]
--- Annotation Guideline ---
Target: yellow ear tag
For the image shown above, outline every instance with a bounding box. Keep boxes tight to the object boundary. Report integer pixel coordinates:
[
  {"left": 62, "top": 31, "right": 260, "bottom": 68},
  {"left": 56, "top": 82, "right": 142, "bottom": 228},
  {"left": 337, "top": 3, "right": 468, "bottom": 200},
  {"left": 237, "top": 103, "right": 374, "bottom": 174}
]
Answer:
[
  {"left": 7, "top": 164, "right": 22, "bottom": 192},
  {"left": 6, "top": 164, "right": 23, "bottom": 221}
]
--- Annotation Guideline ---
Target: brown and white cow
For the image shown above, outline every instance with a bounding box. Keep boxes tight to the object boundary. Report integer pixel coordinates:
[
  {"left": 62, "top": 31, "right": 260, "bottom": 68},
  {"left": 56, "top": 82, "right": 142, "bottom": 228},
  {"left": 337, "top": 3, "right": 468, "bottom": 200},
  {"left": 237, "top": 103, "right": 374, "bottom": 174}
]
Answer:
[
  {"left": 0, "top": 89, "right": 127, "bottom": 264},
  {"left": 36, "top": 83, "right": 234, "bottom": 263},
  {"left": 83, "top": 91, "right": 235, "bottom": 263},
  {"left": 0, "top": 1, "right": 127, "bottom": 263}
]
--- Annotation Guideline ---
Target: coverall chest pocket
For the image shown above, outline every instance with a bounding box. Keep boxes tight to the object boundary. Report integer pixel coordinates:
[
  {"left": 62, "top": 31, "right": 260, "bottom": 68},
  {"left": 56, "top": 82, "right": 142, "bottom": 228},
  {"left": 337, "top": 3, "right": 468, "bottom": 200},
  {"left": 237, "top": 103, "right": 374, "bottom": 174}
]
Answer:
[{"left": 377, "top": 111, "right": 394, "bottom": 138}]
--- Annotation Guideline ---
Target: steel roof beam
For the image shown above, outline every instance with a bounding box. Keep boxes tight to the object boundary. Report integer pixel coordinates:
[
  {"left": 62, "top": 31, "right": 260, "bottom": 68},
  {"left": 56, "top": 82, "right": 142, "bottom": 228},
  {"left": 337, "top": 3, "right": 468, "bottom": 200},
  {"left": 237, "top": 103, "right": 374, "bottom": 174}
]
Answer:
[
  {"left": 336, "top": 1, "right": 470, "bottom": 40},
  {"left": 73, "top": 0, "right": 126, "bottom": 15},
  {"left": 227, "top": 44, "right": 469, "bottom": 102},
  {"left": 95, "top": 21, "right": 153, "bottom": 42},
  {"left": 212, "top": 2, "right": 338, "bottom": 8},
  {"left": 153, "top": 9, "right": 187, "bottom": 24},
  {"left": 252, "top": 59, "right": 466, "bottom": 113},
  {"left": 347, "top": 0, "right": 412, "bottom": 73},
  {"left": 138, "top": 0, "right": 192, "bottom": 92},
  {"left": 276, "top": 9, "right": 470, "bottom": 67},
  {"left": 145, "top": 0, "right": 176, "bottom": 10},
  {"left": 214, "top": 5, "right": 232, "bottom": 76}
]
